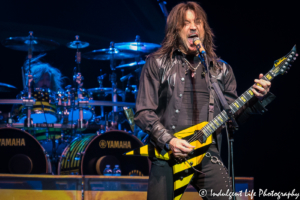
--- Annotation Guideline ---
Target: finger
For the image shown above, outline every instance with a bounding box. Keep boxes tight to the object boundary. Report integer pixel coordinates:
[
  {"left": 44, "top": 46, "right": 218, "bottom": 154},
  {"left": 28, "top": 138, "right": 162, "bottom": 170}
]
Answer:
[
  {"left": 174, "top": 152, "right": 188, "bottom": 158},
  {"left": 251, "top": 88, "right": 264, "bottom": 97},
  {"left": 253, "top": 84, "right": 265, "bottom": 93},
  {"left": 179, "top": 141, "right": 195, "bottom": 153},
  {"left": 181, "top": 140, "right": 195, "bottom": 148},
  {"left": 255, "top": 79, "right": 271, "bottom": 89},
  {"left": 258, "top": 73, "right": 264, "bottom": 79}
]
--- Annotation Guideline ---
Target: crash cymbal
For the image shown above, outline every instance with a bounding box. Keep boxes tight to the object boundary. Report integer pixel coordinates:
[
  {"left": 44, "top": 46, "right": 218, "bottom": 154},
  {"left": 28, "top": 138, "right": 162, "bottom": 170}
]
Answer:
[
  {"left": 2, "top": 36, "right": 60, "bottom": 52},
  {"left": 114, "top": 42, "right": 160, "bottom": 54},
  {"left": 66, "top": 35, "right": 89, "bottom": 49},
  {"left": 0, "top": 82, "right": 17, "bottom": 92},
  {"left": 82, "top": 48, "right": 138, "bottom": 60},
  {"left": 116, "top": 60, "right": 146, "bottom": 68}
]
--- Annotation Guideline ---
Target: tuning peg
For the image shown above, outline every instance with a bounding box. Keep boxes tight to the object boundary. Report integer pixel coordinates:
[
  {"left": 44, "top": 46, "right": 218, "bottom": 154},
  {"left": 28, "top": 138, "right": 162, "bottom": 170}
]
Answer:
[
  {"left": 289, "top": 64, "right": 292, "bottom": 67},
  {"left": 296, "top": 53, "right": 298, "bottom": 57},
  {"left": 286, "top": 71, "right": 288, "bottom": 74},
  {"left": 293, "top": 57, "right": 297, "bottom": 60}
]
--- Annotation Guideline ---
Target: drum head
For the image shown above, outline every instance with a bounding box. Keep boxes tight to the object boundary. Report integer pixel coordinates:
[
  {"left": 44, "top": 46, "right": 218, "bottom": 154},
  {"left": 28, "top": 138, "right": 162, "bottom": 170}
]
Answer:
[
  {"left": 0, "top": 128, "right": 47, "bottom": 174},
  {"left": 82, "top": 130, "right": 150, "bottom": 175}
]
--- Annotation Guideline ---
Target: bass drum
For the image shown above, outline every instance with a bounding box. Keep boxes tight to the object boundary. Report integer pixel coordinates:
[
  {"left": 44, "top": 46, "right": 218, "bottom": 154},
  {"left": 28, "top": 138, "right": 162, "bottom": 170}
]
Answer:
[
  {"left": 58, "top": 130, "right": 150, "bottom": 176},
  {"left": 0, "top": 128, "right": 50, "bottom": 174}
]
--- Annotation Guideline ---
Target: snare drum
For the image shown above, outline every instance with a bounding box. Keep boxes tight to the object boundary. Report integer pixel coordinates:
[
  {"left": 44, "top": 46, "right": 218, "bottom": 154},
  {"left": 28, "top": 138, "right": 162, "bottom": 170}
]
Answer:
[
  {"left": 58, "top": 130, "right": 150, "bottom": 175},
  {"left": 0, "top": 127, "right": 51, "bottom": 174},
  {"left": 18, "top": 88, "right": 58, "bottom": 123}
]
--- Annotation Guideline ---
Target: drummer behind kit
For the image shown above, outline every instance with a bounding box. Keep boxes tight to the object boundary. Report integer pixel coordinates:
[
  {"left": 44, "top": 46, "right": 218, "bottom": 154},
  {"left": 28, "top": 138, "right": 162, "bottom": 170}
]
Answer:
[{"left": 0, "top": 32, "right": 160, "bottom": 175}]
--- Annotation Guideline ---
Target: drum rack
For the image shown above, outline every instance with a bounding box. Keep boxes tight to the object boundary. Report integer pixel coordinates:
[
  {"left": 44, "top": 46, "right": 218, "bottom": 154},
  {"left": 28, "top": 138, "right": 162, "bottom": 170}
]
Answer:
[{"left": 0, "top": 99, "right": 135, "bottom": 129}]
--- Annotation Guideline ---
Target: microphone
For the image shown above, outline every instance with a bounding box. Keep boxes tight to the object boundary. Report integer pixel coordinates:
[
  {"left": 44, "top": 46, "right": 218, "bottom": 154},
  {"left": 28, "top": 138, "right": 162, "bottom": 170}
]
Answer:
[
  {"left": 193, "top": 37, "right": 206, "bottom": 55},
  {"left": 193, "top": 37, "right": 208, "bottom": 72}
]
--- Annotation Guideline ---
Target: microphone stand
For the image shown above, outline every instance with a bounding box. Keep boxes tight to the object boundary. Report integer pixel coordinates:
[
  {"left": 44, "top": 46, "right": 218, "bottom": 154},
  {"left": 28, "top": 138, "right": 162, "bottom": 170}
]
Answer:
[{"left": 195, "top": 42, "right": 237, "bottom": 197}]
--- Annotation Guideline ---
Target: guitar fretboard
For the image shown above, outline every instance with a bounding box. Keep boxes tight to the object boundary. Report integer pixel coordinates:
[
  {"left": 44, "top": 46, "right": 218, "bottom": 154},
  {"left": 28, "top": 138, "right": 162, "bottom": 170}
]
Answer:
[{"left": 192, "top": 71, "right": 275, "bottom": 143}]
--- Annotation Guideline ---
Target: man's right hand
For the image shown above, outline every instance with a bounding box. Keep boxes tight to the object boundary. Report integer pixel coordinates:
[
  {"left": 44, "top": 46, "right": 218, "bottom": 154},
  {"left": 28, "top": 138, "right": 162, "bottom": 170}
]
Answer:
[{"left": 169, "top": 138, "right": 195, "bottom": 158}]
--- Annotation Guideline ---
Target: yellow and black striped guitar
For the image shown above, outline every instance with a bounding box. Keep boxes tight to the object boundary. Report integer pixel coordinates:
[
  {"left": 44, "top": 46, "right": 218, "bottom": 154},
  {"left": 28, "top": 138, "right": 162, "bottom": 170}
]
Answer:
[{"left": 125, "top": 45, "right": 297, "bottom": 200}]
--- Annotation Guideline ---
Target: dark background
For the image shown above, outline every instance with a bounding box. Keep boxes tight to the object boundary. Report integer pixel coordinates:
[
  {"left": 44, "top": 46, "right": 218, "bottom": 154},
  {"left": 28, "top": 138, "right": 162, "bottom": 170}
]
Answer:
[{"left": 0, "top": 0, "right": 299, "bottom": 198}]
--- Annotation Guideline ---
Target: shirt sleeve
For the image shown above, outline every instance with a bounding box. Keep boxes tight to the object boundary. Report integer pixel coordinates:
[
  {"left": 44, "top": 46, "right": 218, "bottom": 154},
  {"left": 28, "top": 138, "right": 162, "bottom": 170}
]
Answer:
[{"left": 134, "top": 56, "right": 175, "bottom": 150}]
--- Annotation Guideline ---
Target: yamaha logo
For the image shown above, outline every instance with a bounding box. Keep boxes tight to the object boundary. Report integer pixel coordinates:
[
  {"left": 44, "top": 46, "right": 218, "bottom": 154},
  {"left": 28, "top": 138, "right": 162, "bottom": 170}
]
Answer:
[
  {"left": 99, "top": 140, "right": 131, "bottom": 149},
  {"left": 0, "top": 138, "right": 26, "bottom": 146},
  {"left": 99, "top": 140, "right": 107, "bottom": 149}
]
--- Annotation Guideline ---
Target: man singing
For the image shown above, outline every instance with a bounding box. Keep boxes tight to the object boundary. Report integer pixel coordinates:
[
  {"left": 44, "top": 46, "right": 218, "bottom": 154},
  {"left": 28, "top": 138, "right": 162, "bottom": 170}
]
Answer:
[{"left": 134, "top": 2, "right": 274, "bottom": 200}]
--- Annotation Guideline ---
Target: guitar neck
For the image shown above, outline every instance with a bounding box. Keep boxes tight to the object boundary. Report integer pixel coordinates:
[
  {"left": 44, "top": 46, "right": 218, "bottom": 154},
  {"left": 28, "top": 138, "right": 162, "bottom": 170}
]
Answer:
[{"left": 197, "top": 70, "right": 275, "bottom": 142}]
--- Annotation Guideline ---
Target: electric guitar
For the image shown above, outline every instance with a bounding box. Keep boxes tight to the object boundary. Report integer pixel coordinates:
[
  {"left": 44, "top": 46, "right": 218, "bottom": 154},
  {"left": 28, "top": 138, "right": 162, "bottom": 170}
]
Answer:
[{"left": 125, "top": 45, "right": 297, "bottom": 200}]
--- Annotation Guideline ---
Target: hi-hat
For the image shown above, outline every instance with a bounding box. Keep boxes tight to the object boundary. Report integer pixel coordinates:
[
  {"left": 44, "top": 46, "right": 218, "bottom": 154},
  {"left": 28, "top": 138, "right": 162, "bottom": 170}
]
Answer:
[
  {"left": 116, "top": 60, "right": 146, "bottom": 68},
  {"left": 0, "top": 82, "right": 17, "bottom": 92},
  {"left": 2, "top": 36, "right": 60, "bottom": 52},
  {"left": 82, "top": 48, "right": 138, "bottom": 60},
  {"left": 66, "top": 41, "right": 89, "bottom": 49},
  {"left": 66, "top": 35, "right": 89, "bottom": 49}
]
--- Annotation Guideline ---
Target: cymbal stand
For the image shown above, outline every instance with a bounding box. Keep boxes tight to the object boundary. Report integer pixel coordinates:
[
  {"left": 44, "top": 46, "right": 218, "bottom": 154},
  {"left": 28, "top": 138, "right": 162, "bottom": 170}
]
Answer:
[
  {"left": 98, "top": 69, "right": 106, "bottom": 117},
  {"left": 108, "top": 42, "right": 118, "bottom": 129},
  {"left": 25, "top": 31, "right": 35, "bottom": 128},
  {"left": 72, "top": 35, "right": 84, "bottom": 129},
  {"left": 133, "top": 35, "right": 142, "bottom": 99}
]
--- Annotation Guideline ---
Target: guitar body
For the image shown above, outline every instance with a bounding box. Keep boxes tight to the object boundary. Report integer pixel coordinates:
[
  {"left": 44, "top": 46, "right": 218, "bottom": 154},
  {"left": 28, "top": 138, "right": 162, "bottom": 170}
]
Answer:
[{"left": 125, "top": 121, "right": 213, "bottom": 200}]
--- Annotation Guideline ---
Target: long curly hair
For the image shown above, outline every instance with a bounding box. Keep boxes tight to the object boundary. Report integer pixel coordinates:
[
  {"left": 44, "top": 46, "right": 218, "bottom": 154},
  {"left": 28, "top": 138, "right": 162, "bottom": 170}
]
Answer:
[
  {"left": 153, "top": 2, "right": 217, "bottom": 62},
  {"left": 24, "top": 54, "right": 64, "bottom": 91}
]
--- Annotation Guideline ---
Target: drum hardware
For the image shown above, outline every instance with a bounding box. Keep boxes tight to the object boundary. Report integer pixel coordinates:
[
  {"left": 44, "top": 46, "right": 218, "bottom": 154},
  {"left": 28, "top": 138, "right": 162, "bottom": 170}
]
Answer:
[{"left": 97, "top": 69, "right": 107, "bottom": 117}]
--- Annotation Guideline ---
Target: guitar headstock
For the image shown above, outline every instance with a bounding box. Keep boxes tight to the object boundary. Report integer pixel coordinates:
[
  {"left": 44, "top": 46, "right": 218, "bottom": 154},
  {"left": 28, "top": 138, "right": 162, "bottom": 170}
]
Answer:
[{"left": 271, "top": 45, "right": 297, "bottom": 77}]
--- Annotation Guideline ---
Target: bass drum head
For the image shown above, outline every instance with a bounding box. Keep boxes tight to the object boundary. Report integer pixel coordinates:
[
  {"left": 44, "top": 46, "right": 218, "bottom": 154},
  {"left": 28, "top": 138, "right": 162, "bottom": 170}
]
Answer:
[
  {"left": 82, "top": 130, "right": 150, "bottom": 175},
  {"left": 0, "top": 128, "right": 47, "bottom": 174},
  {"left": 59, "top": 130, "right": 150, "bottom": 176}
]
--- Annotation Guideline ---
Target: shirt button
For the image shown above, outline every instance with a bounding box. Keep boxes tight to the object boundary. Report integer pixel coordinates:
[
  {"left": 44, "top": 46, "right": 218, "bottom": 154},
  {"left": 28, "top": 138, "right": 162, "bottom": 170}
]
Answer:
[
  {"left": 179, "top": 94, "right": 182, "bottom": 97},
  {"left": 181, "top": 77, "right": 185, "bottom": 81},
  {"left": 175, "top": 109, "right": 179, "bottom": 113},
  {"left": 172, "top": 126, "right": 175, "bottom": 129}
]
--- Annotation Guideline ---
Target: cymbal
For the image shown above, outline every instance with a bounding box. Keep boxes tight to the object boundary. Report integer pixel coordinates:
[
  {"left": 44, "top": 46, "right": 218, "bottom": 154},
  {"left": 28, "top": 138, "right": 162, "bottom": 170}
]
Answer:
[
  {"left": 2, "top": 36, "right": 60, "bottom": 52},
  {"left": 114, "top": 42, "right": 161, "bottom": 53},
  {"left": 0, "top": 82, "right": 17, "bottom": 92},
  {"left": 116, "top": 60, "right": 146, "bottom": 68},
  {"left": 66, "top": 40, "right": 89, "bottom": 49},
  {"left": 82, "top": 48, "right": 138, "bottom": 60}
]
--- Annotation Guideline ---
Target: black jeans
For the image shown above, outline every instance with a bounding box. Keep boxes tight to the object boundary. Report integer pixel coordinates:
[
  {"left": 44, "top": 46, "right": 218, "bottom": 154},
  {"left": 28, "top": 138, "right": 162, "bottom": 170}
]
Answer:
[{"left": 147, "top": 145, "right": 232, "bottom": 200}]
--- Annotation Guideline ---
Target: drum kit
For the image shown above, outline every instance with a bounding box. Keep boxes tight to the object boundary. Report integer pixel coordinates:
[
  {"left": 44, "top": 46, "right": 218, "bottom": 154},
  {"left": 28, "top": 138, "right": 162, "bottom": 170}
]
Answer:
[{"left": 0, "top": 32, "right": 159, "bottom": 175}]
